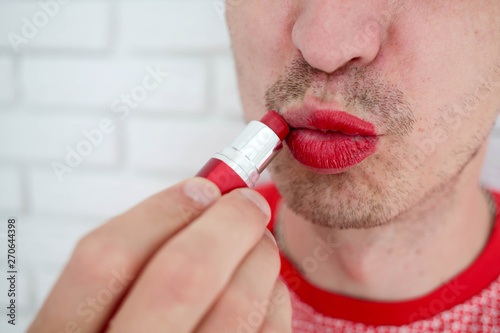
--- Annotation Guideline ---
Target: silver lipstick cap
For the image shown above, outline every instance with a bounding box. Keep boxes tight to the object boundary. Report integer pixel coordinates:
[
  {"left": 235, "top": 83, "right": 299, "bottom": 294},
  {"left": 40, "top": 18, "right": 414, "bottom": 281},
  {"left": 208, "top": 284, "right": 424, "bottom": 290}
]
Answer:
[{"left": 212, "top": 120, "right": 284, "bottom": 188}]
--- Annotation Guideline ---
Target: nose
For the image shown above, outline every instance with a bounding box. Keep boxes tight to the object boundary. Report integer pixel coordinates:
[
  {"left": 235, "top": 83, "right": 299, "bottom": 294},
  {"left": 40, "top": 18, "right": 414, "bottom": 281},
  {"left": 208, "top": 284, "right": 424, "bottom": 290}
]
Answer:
[{"left": 292, "top": 0, "right": 385, "bottom": 73}]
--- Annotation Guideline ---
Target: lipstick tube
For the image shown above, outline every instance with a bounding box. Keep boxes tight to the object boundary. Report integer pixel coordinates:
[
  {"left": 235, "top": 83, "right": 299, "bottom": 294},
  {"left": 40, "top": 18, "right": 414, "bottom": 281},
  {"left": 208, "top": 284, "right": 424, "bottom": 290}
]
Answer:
[{"left": 196, "top": 110, "right": 290, "bottom": 194}]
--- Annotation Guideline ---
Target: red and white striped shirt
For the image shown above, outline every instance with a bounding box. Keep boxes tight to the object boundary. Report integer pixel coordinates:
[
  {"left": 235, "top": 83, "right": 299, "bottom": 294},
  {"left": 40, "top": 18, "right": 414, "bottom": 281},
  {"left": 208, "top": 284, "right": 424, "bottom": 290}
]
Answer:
[{"left": 257, "top": 183, "right": 500, "bottom": 333}]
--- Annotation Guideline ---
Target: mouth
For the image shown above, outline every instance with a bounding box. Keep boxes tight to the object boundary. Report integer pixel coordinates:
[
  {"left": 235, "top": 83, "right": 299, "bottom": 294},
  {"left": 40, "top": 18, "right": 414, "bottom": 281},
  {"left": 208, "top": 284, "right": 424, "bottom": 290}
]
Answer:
[{"left": 281, "top": 109, "right": 379, "bottom": 174}]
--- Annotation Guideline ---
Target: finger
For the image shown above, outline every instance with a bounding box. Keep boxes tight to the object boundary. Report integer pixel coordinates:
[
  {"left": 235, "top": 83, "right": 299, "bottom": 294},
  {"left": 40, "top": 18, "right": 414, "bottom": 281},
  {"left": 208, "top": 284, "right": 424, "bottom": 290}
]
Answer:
[
  {"left": 258, "top": 279, "right": 293, "bottom": 333},
  {"left": 27, "top": 177, "right": 221, "bottom": 333},
  {"left": 107, "top": 188, "right": 271, "bottom": 333},
  {"left": 194, "top": 230, "right": 281, "bottom": 333}
]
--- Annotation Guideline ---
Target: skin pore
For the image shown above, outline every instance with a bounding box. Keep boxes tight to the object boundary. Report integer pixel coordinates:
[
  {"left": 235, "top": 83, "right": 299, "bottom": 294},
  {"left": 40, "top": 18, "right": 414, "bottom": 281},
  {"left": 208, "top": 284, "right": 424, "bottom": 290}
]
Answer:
[{"left": 226, "top": 0, "right": 500, "bottom": 301}]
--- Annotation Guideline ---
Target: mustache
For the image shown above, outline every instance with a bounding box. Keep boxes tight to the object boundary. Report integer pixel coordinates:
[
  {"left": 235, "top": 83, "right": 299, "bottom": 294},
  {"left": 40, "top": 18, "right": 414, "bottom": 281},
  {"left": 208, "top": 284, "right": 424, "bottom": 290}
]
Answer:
[{"left": 264, "top": 58, "right": 416, "bottom": 137}]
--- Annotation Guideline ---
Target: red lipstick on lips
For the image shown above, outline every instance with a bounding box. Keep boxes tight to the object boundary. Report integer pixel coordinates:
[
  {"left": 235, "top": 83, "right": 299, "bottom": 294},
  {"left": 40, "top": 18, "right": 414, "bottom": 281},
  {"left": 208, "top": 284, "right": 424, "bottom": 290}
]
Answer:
[
  {"left": 284, "top": 110, "right": 378, "bottom": 174},
  {"left": 196, "top": 110, "right": 290, "bottom": 194}
]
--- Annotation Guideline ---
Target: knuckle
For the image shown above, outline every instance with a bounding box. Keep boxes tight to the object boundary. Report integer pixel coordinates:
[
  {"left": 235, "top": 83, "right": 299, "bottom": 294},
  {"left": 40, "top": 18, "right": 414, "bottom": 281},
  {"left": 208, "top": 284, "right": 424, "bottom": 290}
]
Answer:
[
  {"left": 219, "top": 289, "right": 256, "bottom": 322},
  {"left": 271, "top": 279, "right": 292, "bottom": 310},
  {"left": 257, "top": 238, "right": 281, "bottom": 278},
  {"left": 70, "top": 229, "right": 133, "bottom": 283},
  {"left": 225, "top": 191, "right": 269, "bottom": 222},
  {"left": 154, "top": 190, "right": 203, "bottom": 222},
  {"left": 157, "top": 247, "right": 218, "bottom": 305}
]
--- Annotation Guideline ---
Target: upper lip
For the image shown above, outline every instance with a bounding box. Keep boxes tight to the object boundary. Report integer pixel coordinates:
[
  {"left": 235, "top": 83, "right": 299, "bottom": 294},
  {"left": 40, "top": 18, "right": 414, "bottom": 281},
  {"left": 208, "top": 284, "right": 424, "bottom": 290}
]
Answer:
[{"left": 281, "top": 106, "right": 377, "bottom": 136}]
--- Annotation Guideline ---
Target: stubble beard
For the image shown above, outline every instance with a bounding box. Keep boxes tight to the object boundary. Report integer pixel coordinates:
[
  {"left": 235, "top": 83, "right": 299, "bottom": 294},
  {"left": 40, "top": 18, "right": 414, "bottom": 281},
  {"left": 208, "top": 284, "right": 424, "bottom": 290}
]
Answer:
[{"left": 264, "top": 58, "right": 488, "bottom": 230}]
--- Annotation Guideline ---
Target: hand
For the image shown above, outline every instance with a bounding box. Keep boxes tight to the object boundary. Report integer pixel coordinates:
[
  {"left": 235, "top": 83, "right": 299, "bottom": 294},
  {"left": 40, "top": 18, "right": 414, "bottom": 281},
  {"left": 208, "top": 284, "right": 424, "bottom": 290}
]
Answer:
[{"left": 28, "top": 177, "right": 292, "bottom": 333}]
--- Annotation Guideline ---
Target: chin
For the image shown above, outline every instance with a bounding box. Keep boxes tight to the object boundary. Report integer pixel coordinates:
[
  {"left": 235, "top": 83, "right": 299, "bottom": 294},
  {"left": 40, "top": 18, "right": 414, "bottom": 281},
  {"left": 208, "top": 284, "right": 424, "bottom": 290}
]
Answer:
[{"left": 268, "top": 150, "right": 407, "bottom": 229}]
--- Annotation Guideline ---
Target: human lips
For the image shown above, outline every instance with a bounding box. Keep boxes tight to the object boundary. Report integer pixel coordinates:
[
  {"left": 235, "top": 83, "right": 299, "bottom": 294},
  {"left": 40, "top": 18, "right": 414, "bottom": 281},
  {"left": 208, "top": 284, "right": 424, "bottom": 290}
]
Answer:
[{"left": 282, "top": 109, "right": 379, "bottom": 174}]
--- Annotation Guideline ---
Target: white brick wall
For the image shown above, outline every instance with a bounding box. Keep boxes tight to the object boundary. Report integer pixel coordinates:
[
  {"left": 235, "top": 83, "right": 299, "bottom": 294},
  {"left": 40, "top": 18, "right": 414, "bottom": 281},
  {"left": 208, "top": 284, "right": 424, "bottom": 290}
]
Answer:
[
  {"left": 126, "top": 117, "right": 245, "bottom": 173},
  {"left": 0, "top": 1, "right": 498, "bottom": 332},
  {"left": 119, "top": 0, "right": 229, "bottom": 51},
  {"left": 30, "top": 169, "right": 178, "bottom": 218},
  {"left": 0, "top": 166, "right": 22, "bottom": 211},
  {"left": 0, "top": 56, "right": 15, "bottom": 104},
  {"left": 481, "top": 136, "right": 500, "bottom": 191},
  {"left": 214, "top": 55, "right": 245, "bottom": 117},
  {"left": 0, "top": 113, "right": 118, "bottom": 166},
  {"left": 21, "top": 57, "right": 208, "bottom": 112},
  {"left": 0, "top": 1, "right": 110, "bottom": 51}
]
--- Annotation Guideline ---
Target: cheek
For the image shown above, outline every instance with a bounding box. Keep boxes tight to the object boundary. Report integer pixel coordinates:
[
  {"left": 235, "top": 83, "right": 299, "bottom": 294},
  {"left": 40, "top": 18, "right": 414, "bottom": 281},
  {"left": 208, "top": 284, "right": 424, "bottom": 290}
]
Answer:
[
  {"left": 227, "top": 2, "right": 297, "bottom": 120},
  {"left": 387, "top": 3, "right": 499, "bottom": 115},
  {"left": 375, "top": 3, "right": 499, "bottom": 156}
]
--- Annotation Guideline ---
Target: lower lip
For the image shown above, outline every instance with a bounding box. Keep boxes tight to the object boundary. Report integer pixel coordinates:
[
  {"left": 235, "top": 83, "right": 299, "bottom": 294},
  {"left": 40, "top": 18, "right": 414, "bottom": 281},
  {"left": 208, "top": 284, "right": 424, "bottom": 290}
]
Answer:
[{"left": 285, "top": 129, "right": 378, "bottom": 174}]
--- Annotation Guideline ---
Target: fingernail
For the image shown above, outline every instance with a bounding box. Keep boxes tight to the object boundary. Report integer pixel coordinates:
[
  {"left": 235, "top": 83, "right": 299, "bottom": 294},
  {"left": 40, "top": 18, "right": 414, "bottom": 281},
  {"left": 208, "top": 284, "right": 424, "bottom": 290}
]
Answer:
[
  {"left": 240, "top": 189, "right": 271, "bottom": 218},
  {"left": 264, "top": 228, "right": 278, "bottom": 246},
  {"left": 184, "top": 178, "right": 221, "bottom": 207}
]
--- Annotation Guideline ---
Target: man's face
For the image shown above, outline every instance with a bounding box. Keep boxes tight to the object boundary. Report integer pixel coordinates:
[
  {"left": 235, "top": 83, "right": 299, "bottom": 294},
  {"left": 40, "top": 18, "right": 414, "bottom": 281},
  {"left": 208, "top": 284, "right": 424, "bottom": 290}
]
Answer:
[{"left": 226, "top": 1, "right": 500, "bottom": 228}]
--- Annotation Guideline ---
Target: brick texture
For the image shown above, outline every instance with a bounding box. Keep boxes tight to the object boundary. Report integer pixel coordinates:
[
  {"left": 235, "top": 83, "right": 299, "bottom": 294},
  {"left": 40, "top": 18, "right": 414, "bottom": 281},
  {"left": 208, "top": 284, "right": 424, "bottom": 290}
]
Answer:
[
  {"left": 119, "top": 0, "right": 230, "bottom": 51},
  {"left": 0, "top": 2, "right": 498, "bottom": 331},
  {"left": 0, "top": 166, "right": 22, "bottom": 211},
  {"left": 0, "top": 1, "right": 109, "bottom": 51},
  {"left": 0, "top": 56, "right": 14, "bottom": 104}
]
